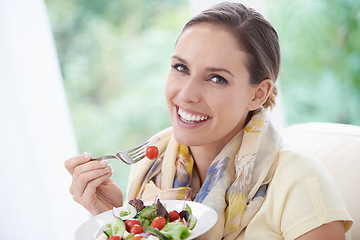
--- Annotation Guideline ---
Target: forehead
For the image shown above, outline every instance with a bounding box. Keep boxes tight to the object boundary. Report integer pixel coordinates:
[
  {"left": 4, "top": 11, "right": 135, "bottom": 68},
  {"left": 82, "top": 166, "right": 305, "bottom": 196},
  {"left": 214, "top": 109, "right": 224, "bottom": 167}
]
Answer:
[
  {"left": 177, "top": 23, "right": 238, "bottom": 52},
  {"left": 174, "top": 23, "right": 249, "bottom": 70}
]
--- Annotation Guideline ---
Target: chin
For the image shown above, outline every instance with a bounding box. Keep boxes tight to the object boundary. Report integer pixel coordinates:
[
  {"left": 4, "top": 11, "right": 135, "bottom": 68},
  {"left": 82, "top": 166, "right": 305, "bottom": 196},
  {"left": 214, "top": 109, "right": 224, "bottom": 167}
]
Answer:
[{"left": 172, "top": 126, "right": 200, "bottom": 146}]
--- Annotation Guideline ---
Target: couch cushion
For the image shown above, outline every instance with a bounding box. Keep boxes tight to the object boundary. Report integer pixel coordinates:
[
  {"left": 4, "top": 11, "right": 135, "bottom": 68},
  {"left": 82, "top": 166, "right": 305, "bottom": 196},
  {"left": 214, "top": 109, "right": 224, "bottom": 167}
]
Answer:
[{"left": 281, "top": 122, "right": 360, "bottom": 239}]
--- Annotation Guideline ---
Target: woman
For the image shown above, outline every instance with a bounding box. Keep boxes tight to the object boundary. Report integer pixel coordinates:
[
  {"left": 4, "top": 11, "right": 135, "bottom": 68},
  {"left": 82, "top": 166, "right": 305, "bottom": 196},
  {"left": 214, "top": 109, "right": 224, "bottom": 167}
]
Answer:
[{"left": 65, "top": 2, "right": 353, "bottom": 239}]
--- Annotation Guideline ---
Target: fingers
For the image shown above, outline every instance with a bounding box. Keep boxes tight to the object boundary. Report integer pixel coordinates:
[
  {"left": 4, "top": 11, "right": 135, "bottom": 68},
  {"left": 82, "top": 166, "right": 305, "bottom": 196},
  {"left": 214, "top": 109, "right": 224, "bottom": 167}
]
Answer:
[
  {"left": 79, "top": 171, "right": 114, "bottom": 208},
  {"left": 70, "top": 160, "right": 112, "bottom": 196},
  {"left": 65, "top": 152, "right": 120, "bottom": 214},
  {"left": 64, "top": 152, "right": 92, "bottom": 175},
  {"left": 73, "top": 170, "right": 113, "bottom": 210}
]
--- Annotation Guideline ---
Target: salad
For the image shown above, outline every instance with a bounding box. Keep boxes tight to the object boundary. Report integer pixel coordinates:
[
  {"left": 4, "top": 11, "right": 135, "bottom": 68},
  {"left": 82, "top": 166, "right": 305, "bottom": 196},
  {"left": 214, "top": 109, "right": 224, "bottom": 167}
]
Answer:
[{"left": 97, "top": 198, "right": 197, "bottom": 240}]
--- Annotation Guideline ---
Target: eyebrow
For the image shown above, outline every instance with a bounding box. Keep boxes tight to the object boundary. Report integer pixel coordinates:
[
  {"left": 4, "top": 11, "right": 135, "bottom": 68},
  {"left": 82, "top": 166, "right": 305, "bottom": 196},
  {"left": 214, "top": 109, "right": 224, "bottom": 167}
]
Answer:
[
  {"left": 206, "top": 67, "right": 234, "bottom": 77},
  {"left": 171, "top": 55, "right": 234, "bottom": 77},
  {"left": 171, "top": 55, "right": 187, "bottom": 64}
]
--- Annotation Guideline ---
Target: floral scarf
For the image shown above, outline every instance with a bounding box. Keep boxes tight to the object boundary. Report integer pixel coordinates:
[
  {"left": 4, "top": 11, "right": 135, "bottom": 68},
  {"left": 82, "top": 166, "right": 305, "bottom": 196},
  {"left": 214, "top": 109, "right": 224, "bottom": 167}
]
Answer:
[{"left": 126, "top": 107, "right": 282, "bottom": 239}]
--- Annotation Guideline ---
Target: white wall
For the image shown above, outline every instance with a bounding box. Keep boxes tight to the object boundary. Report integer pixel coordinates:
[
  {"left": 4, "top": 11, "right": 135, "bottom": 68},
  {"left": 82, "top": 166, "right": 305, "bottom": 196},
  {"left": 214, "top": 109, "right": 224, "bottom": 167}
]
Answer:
[{"left": 0, "top": 0, "right": 90, "bottom": 239}]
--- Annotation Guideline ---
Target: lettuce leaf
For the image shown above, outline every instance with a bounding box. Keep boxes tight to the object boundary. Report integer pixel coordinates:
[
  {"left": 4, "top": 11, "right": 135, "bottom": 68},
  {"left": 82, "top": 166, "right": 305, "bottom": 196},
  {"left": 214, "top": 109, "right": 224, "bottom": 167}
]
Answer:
[
  {"left": 156, "top": 199, "right": 169, "bottom": 219},
  {"left": 160, "top": 222, "right": 191, "bottom": 240},
  {"left": 129, "top": 198, "right": 146, "bottom": 213}
]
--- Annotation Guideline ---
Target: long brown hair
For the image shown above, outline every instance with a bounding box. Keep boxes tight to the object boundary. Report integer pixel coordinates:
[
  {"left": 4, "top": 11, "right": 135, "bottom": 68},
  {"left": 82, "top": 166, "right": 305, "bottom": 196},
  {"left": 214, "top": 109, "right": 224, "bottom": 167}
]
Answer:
[{"left": 180, "top": 2, "right": 280, "bottom": 109}]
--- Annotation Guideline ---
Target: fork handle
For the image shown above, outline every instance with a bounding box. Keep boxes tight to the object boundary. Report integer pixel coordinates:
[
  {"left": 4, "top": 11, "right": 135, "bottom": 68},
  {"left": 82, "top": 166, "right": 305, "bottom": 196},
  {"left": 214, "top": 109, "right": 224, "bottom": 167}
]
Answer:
[{"left": 90, "top": 155, "right": 118, "bottom": 161}]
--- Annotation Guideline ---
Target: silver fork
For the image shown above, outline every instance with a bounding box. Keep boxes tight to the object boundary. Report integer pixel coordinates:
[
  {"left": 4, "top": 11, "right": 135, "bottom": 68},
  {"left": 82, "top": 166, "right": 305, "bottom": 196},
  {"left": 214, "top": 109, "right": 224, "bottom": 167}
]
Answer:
[
  {"left": 90, "top": 140, "right": 150, "bottom": 165},
  {"left": 90, "top": 128, "right": 172, "bottom": 165}
]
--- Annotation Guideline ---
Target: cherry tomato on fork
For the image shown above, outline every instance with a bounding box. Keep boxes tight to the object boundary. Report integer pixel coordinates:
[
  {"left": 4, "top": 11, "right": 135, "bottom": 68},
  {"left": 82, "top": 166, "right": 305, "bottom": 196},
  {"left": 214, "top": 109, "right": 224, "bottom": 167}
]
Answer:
[
  {"left": 146, "top": 145, "right": 159, "bottom": 160},
  {"left": 150, "top": 216, "right": 167, "bottom": 230}
]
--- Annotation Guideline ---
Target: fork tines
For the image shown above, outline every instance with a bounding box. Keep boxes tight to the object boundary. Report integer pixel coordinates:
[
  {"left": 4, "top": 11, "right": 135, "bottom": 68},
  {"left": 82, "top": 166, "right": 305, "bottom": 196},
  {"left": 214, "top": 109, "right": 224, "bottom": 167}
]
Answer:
[{"left": 127, "top": 140, "right": 150, "bottom": 163}]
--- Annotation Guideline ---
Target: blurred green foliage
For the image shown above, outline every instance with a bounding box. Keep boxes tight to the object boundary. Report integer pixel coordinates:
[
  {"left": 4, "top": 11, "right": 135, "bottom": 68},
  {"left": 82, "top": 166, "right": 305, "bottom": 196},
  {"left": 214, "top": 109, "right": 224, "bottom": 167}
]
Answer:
[
  {"left": 45, "top": 0, "right": 191, "bottom": 192},
  {"left": 45, "top": 0, "right": 359, "bottom": 194},
  {"left": 266, "top": 0, "right": 360, "bottom": 125}
]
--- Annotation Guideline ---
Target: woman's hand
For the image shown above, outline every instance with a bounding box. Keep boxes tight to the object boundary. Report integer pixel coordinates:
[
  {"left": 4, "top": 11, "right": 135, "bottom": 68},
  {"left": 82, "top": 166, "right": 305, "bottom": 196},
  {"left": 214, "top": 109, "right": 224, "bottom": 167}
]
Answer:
[{"left": 64, "top": 153, "right": 123, "bottom": 215}]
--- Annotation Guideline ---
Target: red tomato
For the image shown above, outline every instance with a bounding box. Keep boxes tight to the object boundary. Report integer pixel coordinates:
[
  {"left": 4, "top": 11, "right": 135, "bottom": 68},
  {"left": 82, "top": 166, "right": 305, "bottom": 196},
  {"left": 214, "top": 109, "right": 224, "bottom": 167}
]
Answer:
[
  {"left": 177, "top": 219, "right": 185, "bottom": 224},
  {"left": 130, "top": 224, "right": 144, "bottom": 234},
  {"left": 146, "top": 146, "right": 159, "bottom": 160},
  {"left": 150, "top": 216, "right": 167, "bottom": 230},
  {"left": 109, "top": 236, "right": 121, "bottom": 240},
  {"left": 169, "top": 210, "right": 180, "bottom": 222},
  {"left": 130, "top": 235, "right": 143, "bottom": 240},
  {"left": 125, "top": 219, "right": 141, "bottom": 232}
]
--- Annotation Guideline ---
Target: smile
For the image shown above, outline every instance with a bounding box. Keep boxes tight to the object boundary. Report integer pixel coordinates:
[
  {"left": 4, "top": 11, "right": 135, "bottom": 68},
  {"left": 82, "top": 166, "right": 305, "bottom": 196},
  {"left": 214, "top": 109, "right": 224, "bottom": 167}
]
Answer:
[{"left": 177, "top": 108, "right": 209, "bottom": 124}]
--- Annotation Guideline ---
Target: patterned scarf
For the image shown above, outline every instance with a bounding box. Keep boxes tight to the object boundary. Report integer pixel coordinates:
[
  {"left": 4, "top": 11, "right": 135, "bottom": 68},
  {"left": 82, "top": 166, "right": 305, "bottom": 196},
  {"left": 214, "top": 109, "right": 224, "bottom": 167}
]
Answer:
[{"left": 126, "top": 107, "right": 282, "bottom": 239}]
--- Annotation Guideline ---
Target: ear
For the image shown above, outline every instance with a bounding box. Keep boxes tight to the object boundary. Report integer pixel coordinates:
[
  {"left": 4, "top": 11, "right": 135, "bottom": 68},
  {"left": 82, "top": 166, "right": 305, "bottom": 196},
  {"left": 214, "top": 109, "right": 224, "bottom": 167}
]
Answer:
[{"left": 248, "top": 79, "right": 273, "bottom": 111}]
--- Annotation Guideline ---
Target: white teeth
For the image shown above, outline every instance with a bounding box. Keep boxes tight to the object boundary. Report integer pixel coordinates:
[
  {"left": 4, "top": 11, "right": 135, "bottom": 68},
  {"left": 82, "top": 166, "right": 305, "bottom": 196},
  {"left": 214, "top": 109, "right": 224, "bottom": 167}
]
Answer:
[
  {"left": 178, "top": 108, "right": 208, "bottom": 122},
  {"left": 185, "top": 113, "right": 192, "bottom": 120}
]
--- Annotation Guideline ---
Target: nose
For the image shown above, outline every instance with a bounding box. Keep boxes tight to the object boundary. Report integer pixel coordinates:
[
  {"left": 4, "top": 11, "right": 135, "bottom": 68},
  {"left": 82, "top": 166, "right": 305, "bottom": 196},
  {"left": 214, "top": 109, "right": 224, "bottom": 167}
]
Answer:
[{"left": 178, "top": 76, "right": 201, "bottom": 103}]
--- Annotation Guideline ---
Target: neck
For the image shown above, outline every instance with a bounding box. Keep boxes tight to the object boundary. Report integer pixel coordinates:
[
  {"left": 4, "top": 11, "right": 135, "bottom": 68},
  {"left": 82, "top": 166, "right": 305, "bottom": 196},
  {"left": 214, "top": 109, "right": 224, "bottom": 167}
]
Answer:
[
  {"left": 189, "top": 145, "right": 219, "bottom": 185},
  {"left": 189, "top": 128, "right": 246, "bottom": 185}
]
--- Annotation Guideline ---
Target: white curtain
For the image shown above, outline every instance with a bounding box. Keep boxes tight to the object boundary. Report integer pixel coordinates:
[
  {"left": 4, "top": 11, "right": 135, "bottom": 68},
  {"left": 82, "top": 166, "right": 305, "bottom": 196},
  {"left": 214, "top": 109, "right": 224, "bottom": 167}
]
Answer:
[{"left": 0, "top": 0, "right": 89, "bottom": 239}]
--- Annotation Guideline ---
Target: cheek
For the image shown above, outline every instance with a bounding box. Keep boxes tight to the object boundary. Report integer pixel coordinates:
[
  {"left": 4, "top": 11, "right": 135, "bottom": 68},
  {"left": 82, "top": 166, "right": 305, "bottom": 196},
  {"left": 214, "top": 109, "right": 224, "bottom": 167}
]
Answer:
[
  {"left": 165, "top": 74, "right": 179, "bottom": 98},
  {"left": 214, "top": 94, "right": 249, "bottom": 120},
  {"left": 165, "top": 76, "right": 177, "bottom": 106}
]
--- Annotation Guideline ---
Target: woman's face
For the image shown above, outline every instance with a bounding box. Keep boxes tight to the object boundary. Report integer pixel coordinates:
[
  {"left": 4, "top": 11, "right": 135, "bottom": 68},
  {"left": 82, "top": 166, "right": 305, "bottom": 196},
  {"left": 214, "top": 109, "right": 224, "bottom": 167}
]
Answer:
[{"left": 165, "top": 23, "right": 258, "bottom": 150}]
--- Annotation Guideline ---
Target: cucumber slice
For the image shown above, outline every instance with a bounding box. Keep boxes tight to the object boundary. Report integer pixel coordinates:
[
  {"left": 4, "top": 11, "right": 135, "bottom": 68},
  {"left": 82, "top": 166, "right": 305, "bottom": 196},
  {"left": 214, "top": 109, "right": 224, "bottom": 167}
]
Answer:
[
  {"left": 112, "top": 217, "right": 126, "bottom": 236},
  {"left": 119, "top": 204, "right": 137, "bottom": 220},
  {"left": 138, "top": 206, "right": 152, "bottom": 218},
  {"left": 103, "top": 223, "right": 112, "bottom": 237},
  {"left": 103, "top": 217, "right": 126, "bottom": 237},
  {"left": 188, "top": 217, "right": 197, "bottom": 230},
  {"left": 146, "top": 226, "right": 170, "bottom": 240}
]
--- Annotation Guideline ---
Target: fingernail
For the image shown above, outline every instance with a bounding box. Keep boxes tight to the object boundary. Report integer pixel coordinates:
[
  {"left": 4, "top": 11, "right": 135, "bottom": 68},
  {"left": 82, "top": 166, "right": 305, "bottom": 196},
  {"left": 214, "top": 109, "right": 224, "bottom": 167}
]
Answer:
[
  {"left": 105, "top": 164, "right": 113, "bottom": 172},
  {"left": 100, "top": 160, "right": 108, "bottom": 166},
  {"left": 83, "top": 152, "right": 91, "bottom": 160}
]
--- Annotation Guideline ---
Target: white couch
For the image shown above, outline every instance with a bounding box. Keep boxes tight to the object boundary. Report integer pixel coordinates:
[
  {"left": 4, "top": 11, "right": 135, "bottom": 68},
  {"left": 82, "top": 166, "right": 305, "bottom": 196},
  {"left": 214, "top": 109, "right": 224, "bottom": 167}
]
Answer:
[{"left": 281, "top": 122, "right": 360, "bottom": 239}]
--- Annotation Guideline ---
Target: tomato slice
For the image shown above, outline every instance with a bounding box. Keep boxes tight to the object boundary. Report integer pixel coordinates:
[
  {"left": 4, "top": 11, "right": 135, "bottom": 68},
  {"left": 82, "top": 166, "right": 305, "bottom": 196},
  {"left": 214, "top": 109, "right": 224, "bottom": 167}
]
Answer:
[
  {"left": 130, "top": 235, "right": 143, "bottom": 240},
  {"left": 146, "top": 146, "right": 159, "bottom": 160},
  {"left": 177, "top": 219, "right": 185, "bottom": 225},
  {"left": 169, "top": 210, "right": 180, "bottom": 222},
  {"left": 109, "top": 236, "right": 121, "bottom": 240},
  {"left": 130, "top": 224, "right": 144, "bottom": 234},
  {"left": 125, "top": 219, "right": 141, "bottom": 232},
  {"left": 150, "top": 216, "right": 167, "bottom": 230}
]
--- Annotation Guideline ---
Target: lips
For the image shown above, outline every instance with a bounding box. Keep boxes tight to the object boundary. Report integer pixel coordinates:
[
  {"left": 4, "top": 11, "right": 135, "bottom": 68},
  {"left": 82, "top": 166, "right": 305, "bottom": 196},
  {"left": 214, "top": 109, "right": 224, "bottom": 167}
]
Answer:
[{"left": 177, "top": 107, "right": 209, "bottom": 124}]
